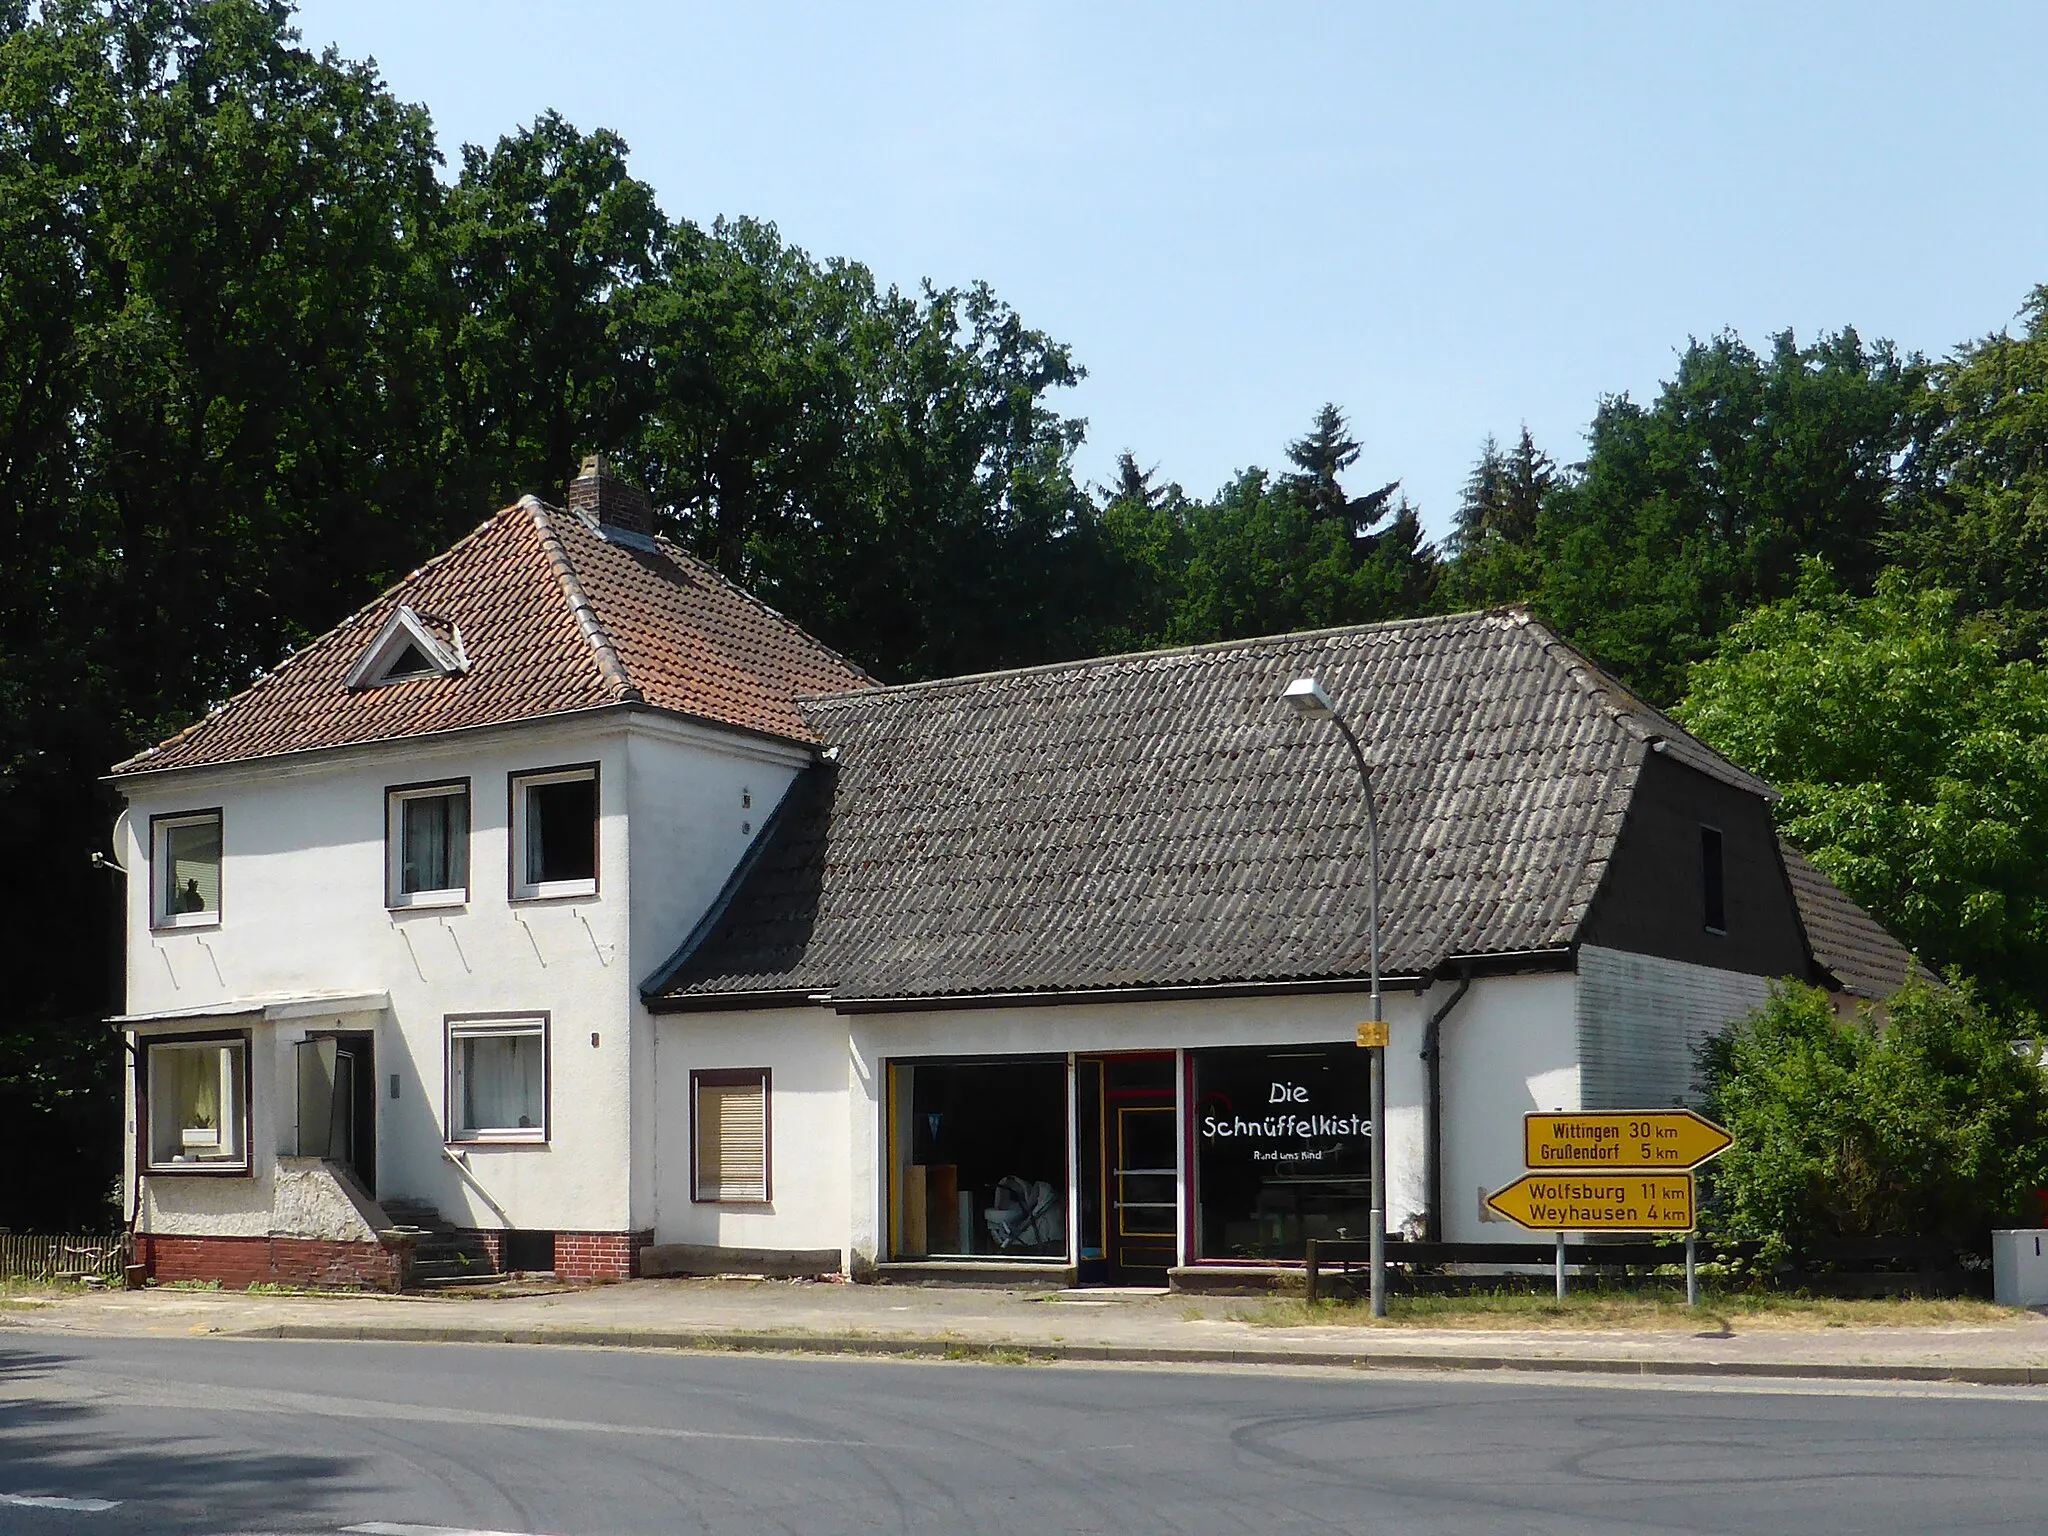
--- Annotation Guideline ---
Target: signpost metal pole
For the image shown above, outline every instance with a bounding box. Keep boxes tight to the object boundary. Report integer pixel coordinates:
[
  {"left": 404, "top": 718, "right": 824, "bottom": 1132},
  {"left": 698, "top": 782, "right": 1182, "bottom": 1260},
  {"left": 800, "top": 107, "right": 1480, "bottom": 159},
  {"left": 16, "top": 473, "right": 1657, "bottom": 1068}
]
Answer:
[
  {"left": 1369, "top": 1036, "right": 1385, "bottom": 1317},
  {"left": 1685, "top": 1233, "right": 1699, "bottom": 1309},
  {"left": 1555, "top": 1231, "right": 1566, "bottom": 1301}
]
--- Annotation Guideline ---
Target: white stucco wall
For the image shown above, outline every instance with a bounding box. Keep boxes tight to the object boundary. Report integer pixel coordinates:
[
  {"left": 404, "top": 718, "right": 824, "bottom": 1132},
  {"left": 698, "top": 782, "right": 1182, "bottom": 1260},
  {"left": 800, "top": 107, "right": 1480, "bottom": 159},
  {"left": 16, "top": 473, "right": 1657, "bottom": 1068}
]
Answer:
[
  {"left": 1575, "top": 944, "right": 1774, "bottom": 1111},
  {"left": 659, "top": 989, "right": 1437, "bottom": 1271},
  {"left": 625, "top": 722, "right": 807, "bottom": 1230},
  {"left": 1433, "top": 970, "right": 1581, "bottom": 1243},
  {"left": 660, "top": 974, "right": 1590, "bottom": 1269},
  {"left": 651, "top": 1007, "right": 853, "bottom": 1254},
  {"left": 117, "top": 709, "right": 806, "bottom": 1241}
]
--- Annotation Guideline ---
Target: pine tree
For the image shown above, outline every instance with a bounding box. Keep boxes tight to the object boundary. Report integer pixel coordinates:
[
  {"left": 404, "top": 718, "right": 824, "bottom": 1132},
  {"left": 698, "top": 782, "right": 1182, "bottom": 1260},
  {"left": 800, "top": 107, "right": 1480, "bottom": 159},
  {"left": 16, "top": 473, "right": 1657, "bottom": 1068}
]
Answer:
[{"left": 1283, "top": 403, "right": 1398, "bottom": 538}]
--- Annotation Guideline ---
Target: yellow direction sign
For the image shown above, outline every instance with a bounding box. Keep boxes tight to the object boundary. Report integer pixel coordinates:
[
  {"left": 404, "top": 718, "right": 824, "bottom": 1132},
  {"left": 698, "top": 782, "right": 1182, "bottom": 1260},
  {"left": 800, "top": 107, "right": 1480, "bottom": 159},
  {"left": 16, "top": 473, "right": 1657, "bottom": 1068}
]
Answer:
[
  {"left": 1524, "top": 1111, "right": 1733, "bottom": 1172},
  {"left": 1485, "top": 1173, "right": 1695, "bottom": 1232}
]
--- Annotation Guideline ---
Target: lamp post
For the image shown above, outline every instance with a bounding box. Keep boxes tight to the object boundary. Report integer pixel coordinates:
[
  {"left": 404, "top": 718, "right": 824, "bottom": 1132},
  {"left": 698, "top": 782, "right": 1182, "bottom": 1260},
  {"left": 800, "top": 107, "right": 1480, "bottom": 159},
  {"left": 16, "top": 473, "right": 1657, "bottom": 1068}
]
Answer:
[{"left": 1281, "top": 675, "right": 1387, "bottom": 1317}]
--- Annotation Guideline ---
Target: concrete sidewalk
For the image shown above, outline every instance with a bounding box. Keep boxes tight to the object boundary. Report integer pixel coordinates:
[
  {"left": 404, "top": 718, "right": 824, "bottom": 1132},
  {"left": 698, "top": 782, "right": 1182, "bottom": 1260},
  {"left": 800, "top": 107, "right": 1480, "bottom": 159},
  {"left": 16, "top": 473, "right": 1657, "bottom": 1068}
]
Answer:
[{"left": 11, "top": 1278, "right": 2048, "bottom": 1386}]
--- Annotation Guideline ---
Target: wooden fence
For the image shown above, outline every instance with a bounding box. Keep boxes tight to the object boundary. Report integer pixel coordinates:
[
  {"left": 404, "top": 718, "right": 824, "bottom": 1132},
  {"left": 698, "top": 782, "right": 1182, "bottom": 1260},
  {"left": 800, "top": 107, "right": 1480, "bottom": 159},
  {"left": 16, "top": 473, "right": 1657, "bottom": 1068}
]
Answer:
[{"left": 0, "top": 1233, "right": 129, "bottom": 1284}]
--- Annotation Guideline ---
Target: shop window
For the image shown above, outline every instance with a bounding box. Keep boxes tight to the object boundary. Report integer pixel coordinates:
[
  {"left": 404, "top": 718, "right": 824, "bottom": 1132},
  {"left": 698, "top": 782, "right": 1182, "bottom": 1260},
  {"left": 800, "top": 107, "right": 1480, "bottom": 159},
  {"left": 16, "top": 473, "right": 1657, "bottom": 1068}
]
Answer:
[
  {"left": 151, "top": 810, "right": 222, "bottom": 928},
  {"left": 387, "top": 781, "right": 470, "bottom": 906},
  {"left": 1190, "top": 1045, "right": 1372, "bottom": 1262},
  {"left": 888, "top": 1059, "right": 1068, "bottom": 1260},
  {"left": 693, "top": 1069, "right": 770, "bottom": 1203},
  {"left": 145, "top": 1036, "right": 248, "bottom": 1171},
  {"left": 510, "top": 765, "right": 598, "bottom": 900},
  {"left": 446, "top": 1015, "right": 547, "bottom": 1142}
]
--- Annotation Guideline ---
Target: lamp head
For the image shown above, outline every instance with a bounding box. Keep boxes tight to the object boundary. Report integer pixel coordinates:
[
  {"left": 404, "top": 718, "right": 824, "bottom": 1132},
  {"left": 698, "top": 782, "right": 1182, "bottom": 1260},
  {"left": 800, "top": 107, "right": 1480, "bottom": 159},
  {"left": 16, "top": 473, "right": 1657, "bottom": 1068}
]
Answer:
[{"left": 1281, "top": 675, "right": 1334, "bottom": 719}]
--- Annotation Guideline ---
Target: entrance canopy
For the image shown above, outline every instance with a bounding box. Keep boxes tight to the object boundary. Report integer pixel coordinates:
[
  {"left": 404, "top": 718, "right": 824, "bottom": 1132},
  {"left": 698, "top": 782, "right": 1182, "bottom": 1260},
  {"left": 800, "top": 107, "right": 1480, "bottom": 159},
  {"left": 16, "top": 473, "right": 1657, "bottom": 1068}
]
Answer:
[{"left": 111, "top": 990, "right": 390, "bottom": 1029}]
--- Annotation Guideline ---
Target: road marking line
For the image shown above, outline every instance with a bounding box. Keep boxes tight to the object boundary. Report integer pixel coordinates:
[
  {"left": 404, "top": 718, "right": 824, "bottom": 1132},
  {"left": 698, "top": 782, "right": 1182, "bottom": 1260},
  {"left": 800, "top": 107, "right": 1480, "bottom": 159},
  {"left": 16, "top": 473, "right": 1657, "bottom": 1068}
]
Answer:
[
  {"left": 4, "top": 1378, "right": 899, "bottom": 1449},
  {"left": 345, "top": 1524, "right": 560, "bottom": 1536},
  {"left": 0, "top": 1493, "right": 123, "bottom": 1512}
]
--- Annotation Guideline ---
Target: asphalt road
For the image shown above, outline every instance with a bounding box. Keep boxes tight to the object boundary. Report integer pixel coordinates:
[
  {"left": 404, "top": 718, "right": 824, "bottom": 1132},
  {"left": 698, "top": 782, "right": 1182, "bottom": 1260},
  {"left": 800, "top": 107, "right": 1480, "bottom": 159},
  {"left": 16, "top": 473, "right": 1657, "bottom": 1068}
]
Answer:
[{"left": 2, "top": 1335, "right": 2046, "bottom": 1535}]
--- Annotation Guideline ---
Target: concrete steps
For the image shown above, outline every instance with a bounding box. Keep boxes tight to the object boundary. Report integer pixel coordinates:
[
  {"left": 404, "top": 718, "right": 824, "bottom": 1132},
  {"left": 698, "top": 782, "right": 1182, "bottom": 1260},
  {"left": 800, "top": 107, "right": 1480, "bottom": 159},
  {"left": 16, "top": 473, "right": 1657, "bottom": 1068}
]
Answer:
[{"left": 379, "top": 1199, "right": 510, "bottom": 1290}]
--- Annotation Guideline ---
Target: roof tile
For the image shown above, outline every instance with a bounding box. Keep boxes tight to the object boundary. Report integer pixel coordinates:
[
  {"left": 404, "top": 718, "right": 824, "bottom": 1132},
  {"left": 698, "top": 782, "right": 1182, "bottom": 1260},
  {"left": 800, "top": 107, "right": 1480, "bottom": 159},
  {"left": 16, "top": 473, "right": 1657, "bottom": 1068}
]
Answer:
[
  {"left": 114, "top": 501, "right": 869, "bottom": 774},
  {"left": 652, "top": 610, "right": 1755, "bottom": 1004}
]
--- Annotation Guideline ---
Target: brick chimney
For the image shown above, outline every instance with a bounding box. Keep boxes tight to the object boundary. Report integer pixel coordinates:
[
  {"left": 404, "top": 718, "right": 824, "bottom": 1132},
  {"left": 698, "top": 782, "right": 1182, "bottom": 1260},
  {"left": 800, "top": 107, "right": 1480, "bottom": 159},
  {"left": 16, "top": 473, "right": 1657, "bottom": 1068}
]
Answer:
[{"left": 567, "top": 453, "right": 655, "bottom": 538}]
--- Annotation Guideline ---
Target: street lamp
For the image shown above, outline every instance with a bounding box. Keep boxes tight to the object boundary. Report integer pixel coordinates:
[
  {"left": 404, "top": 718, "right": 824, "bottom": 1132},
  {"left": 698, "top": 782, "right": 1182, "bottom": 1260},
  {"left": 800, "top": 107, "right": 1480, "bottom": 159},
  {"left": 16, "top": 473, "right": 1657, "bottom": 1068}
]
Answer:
[{"left": 1281, "top": 674, "right": 1388, "bottom": 1317}]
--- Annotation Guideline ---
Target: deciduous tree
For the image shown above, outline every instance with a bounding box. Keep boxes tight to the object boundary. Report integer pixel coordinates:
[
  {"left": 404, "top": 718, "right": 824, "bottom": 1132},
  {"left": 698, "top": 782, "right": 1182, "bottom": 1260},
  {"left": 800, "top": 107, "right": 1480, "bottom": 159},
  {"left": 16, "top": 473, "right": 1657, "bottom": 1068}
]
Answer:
[{"left": 1679, "top": 566, "right": 2048, "bottom": 1015}]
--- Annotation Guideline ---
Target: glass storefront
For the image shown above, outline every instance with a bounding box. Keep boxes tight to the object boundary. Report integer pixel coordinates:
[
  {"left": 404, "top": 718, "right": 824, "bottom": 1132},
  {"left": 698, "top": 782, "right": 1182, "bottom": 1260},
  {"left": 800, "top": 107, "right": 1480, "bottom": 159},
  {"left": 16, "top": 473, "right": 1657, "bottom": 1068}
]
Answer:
[
  {"left": 1190, "top": 1044, "right": 1374, "bottom": 1262},
  {"left": 882, "top": 1042, "right": 1374, "bottom": 1272},
  {"left": 887, "top": 1058, "right": 1068, "bottom": 1260}
]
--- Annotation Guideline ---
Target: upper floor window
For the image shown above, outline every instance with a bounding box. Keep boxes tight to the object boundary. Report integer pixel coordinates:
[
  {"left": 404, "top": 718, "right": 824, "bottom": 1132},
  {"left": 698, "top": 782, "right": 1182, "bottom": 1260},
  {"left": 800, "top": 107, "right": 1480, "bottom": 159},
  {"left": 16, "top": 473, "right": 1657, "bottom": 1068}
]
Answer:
[
  {"left": 387, "top": 780, "right": 470, "bottom": 907},
  {"left": 1701, "top": 824, "right": 1726, "bottom": 934},
  {"left": 144, "top": 1035, "right": 248, "bottom": 1172},
  {"left": 510, "top": 764, "right": 598, "bottom": 901},
  {"left": 151, "top": 810, "right": 222, "bottom": 929}
]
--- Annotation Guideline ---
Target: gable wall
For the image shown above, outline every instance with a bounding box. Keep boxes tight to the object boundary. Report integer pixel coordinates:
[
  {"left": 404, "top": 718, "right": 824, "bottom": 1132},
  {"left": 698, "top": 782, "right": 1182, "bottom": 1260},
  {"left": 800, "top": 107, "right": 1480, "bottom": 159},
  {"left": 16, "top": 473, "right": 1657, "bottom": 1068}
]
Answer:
[
  {"left": 1579, "top": 751, "right": 1808, "bottom": 979},
  {"left": 1575, "top": 944, "right": 1771, "bottom": 1112}
]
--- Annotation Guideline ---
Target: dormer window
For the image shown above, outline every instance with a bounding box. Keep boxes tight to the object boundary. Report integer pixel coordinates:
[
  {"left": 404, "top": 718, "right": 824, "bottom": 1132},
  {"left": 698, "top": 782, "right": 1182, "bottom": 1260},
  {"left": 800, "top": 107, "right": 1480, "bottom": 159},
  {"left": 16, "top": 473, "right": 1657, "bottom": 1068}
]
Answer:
[
  {"left": 345, "top": 605, "right": 467, "bottom": 690},
  {"left": 383, "top": 642, "right": 438, "bottom": 681}
]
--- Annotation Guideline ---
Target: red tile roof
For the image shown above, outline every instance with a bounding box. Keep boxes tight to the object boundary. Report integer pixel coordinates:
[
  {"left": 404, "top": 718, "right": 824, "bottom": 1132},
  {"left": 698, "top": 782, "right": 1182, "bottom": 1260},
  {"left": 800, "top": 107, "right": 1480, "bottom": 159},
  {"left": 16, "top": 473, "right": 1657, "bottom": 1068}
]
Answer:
[{"left": 113, "top": 500, "right": 870, "bottom": 775}]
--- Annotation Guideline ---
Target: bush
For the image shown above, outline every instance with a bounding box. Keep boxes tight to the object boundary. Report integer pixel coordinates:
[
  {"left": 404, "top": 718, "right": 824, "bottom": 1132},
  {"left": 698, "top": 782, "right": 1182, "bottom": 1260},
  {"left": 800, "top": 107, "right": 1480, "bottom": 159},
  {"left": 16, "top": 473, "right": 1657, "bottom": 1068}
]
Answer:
[{"left": 1699, "top": 980, "right": 2048, "bottom": 1264}]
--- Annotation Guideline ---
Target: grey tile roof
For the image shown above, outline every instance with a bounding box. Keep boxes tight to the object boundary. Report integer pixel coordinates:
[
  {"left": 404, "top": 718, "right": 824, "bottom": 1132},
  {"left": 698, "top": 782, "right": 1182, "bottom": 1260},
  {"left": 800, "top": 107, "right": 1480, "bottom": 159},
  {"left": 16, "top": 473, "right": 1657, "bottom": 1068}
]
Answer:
[
  {"left": 649, "top": 609, "right": 1785, "bottom": 1007},
  {"left": 1779, "top": 842, "right": 1926, "bottom": 999}
]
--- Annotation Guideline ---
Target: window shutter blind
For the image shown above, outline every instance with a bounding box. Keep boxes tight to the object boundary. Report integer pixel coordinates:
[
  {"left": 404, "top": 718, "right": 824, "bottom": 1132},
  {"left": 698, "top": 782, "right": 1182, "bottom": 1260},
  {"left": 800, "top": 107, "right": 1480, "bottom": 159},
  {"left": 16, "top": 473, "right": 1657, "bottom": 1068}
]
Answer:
[{"left": 697, "top": 1080, "right": 767, "bottom": 1201}]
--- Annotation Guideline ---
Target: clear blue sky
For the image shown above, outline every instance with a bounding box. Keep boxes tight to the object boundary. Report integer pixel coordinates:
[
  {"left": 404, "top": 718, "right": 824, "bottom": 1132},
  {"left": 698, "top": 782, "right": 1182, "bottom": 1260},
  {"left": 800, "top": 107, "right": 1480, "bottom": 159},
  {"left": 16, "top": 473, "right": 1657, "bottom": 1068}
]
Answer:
[{"left": 294, "top": 1, "right": 2047, "bottom": 539}]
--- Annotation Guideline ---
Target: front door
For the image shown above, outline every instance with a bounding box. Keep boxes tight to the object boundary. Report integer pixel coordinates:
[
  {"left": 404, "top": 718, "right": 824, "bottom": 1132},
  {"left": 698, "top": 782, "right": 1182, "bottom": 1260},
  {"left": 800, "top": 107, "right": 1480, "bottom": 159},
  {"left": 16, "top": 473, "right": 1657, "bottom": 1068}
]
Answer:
[
  {"left": 1077, "top": 1053, "right": 1177, "bottom": 1286},
  {"left": 296, "top": 1031, "right": 376, "bottom": 1194}
]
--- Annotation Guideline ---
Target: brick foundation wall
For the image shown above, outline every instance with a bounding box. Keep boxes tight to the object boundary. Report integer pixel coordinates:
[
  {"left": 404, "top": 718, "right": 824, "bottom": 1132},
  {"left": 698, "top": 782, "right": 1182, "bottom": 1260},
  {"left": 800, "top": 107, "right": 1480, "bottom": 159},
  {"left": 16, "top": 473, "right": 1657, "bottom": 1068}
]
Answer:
[
  {"left": 554, "top": 1229, "right": 652, "bottom": 1283},
  {"left": 138, "top": 1233, "right": 408, "bottom": 1292}
]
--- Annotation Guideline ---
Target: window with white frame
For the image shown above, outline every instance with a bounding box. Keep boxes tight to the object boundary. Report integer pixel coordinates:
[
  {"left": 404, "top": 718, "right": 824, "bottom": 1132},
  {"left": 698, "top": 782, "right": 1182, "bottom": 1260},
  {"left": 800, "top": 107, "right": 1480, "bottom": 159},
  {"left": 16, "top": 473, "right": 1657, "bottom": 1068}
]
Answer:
[
  {"left": 387, "top": 781, "right": 470, "bottom": 906},
  {"left": 509, "top": 765, "right": 598, "bottom": 900},
  {"left": 693, "top": 1069, "right": 770, "bottom": 1203},
  {"left": 145, "top": 1037, "right": 248, "bottom": 1171},
  {"left": 447, "top": 1015, "right": 548, "bottom": 1142},
  {"left": 151, "top": 811, "right": 222, "bottom": 928}
]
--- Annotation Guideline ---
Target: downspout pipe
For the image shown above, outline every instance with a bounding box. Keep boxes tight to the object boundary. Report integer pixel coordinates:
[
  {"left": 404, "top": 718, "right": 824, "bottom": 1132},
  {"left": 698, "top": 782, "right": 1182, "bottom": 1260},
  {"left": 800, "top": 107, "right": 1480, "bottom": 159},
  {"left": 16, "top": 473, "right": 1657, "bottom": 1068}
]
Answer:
[{"left": 1421, "top": 964, "right": 1473, "bottom": 1244}]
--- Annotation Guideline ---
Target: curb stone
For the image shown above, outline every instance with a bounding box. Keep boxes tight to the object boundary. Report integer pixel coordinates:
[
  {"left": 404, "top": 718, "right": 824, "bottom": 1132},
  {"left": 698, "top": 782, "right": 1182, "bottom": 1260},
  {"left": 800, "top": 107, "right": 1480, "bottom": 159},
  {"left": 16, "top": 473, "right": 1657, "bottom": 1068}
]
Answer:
[{"left": 227, "top": 1322, "right": 2048, "bottom": 1388}]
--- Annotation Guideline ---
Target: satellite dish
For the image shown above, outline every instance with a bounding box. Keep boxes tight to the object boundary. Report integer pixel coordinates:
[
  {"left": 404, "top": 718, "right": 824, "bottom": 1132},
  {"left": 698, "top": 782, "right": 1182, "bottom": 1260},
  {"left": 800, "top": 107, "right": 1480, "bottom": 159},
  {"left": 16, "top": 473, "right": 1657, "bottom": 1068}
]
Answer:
[{"left": 96, "top": 810, "right": 132, "bottom": 875}]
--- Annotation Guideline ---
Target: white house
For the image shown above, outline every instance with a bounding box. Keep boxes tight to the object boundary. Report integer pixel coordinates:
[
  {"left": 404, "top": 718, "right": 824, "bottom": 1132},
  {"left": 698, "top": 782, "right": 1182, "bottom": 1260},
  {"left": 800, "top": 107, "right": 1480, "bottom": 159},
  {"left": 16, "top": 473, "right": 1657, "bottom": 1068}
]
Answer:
[{"left": 110, "top": 459, "right": 1915, "bottom": 1289}]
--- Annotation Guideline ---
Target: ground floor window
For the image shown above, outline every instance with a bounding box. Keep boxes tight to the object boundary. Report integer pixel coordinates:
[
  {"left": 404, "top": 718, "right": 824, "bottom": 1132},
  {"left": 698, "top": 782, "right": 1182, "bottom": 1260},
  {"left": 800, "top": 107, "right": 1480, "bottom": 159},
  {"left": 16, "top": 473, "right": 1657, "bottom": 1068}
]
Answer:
[
  {"left": 447, "top": 1015, "right": 548, "bottom": 1142},
  {"left": 693, "top": 1068, "right": 771, "bottom": 1203},
  {"left": 887, "top": 1058, "right": 1068, "bottom": 1260},
  {"left": 145, "top": 1036, "right": 248, "bottom": 1171},
  {"left": 1190, "top": 1045, "right": 1373, "bottom": 1261}
]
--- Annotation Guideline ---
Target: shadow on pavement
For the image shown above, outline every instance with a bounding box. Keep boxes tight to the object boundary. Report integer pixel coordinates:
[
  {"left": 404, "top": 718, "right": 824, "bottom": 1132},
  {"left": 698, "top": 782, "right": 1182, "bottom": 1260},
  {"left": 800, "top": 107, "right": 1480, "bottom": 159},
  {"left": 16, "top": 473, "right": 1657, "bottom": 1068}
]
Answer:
[{"left": 0, "top": 1341, "right": 368, "bottom": 1533}]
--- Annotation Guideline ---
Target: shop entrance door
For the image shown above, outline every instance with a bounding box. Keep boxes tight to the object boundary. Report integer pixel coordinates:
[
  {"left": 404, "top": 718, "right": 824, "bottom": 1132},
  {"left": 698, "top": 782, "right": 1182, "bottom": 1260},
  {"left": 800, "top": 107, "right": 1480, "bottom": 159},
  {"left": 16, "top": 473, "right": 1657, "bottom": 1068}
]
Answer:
[{"left": 1076, "top": 1053, "right": 1177, "bottom": 1286}]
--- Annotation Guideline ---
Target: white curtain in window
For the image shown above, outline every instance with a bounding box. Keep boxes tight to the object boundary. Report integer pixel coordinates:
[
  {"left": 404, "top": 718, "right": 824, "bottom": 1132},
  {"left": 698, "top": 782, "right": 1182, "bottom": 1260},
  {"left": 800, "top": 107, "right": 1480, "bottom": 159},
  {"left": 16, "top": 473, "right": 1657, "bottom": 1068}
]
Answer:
[
  {"left": 148, "top": 1042, "right": 242, "bottom": 1165},
  {"left": 461, "top": 1032, "right": 543, "bottom": 1132}
]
